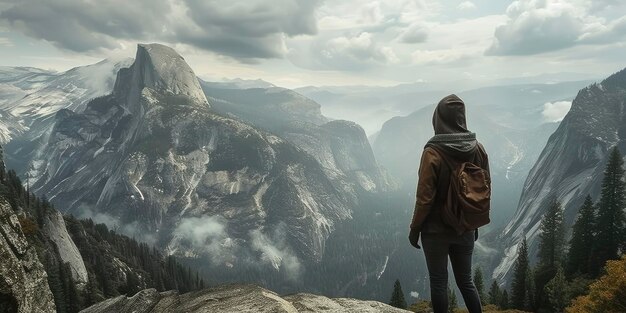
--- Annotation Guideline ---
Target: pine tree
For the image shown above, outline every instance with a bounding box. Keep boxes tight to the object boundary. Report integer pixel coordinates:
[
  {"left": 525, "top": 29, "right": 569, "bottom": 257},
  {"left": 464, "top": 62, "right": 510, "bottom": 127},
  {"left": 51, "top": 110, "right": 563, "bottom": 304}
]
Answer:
[
  {"left": 538, "top": 198, "right": 565, "bottom": 269},
  {"left": 566, "top": 195, "right": 596, "bottom": 277},
  {"left": 544, "top": 266, "right": 568, "bottom": 313},
  {"left": 591, "top": 147, "right": 626, "bottom": 275},
  {"left": 499, "top": 289, "right": 509, "bottom": 310},
  {"left": 488, "top": 280, "right": 501, "bottom": 306},
  {"left": 389, "top": 279, "right": 407, "bottom": 309},
  {"left": 473, "top": 267, "right": 487, "bottom": 305},
  {"left": 535, "top": 198, "right": 565, "bottom": 311},
  {"left": 46, "top": 256, "right": 66, "bottom": 313},
  {"left": 448, "top": 287, "right": 457, "bottom": 313},
  {"left": 0, "top": 144, "right": 5, "bottom": 181},
  {"left": 524, "top": 266, "right": 536, "bottom": 312},
  {"left": 511, "top": 237, "right": 529, "bottom": 309}
]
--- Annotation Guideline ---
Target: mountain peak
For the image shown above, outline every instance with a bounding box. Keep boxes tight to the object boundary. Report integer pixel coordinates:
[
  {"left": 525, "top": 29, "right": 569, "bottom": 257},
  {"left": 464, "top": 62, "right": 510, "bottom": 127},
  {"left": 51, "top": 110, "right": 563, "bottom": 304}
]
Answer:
[{"left": 129, "top": 43, "right": 209, "bottom": 106}]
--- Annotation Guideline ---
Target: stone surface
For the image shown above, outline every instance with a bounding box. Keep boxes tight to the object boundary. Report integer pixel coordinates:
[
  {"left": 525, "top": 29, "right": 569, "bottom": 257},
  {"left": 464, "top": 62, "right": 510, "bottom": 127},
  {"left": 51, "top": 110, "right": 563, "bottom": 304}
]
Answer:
[
  {"left": 80, "top": 284, "right": 410, "bottom": 313},
  {"left": 43, "top": 209, "right": 88, "bottom": 285},
  {"left": 0, "top": 198, "right": 56, "bottom": 312}
]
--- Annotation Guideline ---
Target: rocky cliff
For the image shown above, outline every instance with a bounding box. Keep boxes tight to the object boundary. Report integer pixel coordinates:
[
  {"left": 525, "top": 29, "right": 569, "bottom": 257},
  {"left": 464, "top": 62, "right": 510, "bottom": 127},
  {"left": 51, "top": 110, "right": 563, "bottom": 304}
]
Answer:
[
  {"left": 0, "top": 198, "right": 56, "bottom": 312},
  {"left": 80, "top": 284, "right": 409, "bottom": 313},
  {"left": 494, "top": 68, "right": 626, "bottom": 281}
]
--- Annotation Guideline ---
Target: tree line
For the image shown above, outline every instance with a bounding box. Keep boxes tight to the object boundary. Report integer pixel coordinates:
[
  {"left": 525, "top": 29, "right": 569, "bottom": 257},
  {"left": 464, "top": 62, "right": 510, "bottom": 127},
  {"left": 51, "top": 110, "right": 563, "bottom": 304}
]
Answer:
[{"left": 497, "top": 146, "right": 626, "bottom": 312}]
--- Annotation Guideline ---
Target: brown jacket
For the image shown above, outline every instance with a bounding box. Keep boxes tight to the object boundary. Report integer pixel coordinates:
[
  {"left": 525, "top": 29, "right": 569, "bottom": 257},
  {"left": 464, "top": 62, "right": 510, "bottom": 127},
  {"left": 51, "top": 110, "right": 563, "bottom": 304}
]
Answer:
[{"left": 410, "top": 142, "right": 489, "bottom": 233}]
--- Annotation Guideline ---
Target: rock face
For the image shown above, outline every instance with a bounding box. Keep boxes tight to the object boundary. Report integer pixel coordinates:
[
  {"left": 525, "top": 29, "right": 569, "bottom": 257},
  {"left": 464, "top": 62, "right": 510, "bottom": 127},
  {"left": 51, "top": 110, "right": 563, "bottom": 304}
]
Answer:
[
  {"left": 494, "top": 68, "right": 626, "bottom": 281},
  {"left": 0, "top": 198, "right": 56, "bottom": 312},
  {"left": 1, "top": 58, "right": 133, "bottom": 176},
  {"left": 42, "top": 209, "right": 88, "bottom": 284},
  {"left": 27, "top": 43, "right": 377, "bottom": 272},
  {"left": 80, "top": 284, "right": 409, "bottom": 313},
  {"left": 203, "top": 79, "right": 392, "bottom": 196}
]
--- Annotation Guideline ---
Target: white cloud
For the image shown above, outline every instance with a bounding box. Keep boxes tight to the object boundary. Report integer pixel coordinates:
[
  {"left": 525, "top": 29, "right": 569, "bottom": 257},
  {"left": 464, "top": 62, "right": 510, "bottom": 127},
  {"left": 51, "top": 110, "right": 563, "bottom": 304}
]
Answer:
[
  {"left": 487, "top": 0, "right": 626, "bottom": 55},
  {"left": 410, "top": 291, "right": 420, "bottom": 298},
  {"left": 310, "top": 32, "right": 398, "bottom": 70},
  {"left": 411, "top": 49, "right": 469, "bottom": 65},
  {"left": 0, "top": 37, "right": 13, "bottom": 47},
  {"left": 400, "top": 23, "right": 429, "bottom": 43},
  {"left": 359, "top": 1, "right": 384, "bottom": 25},
  {"left": 249, "top": 224, "right": 302, "bottom": 281},
  {"left": 171, "top": 215, "right": 236, "bottom": 264},
  {"left": 457, "top": 1, "right": 476, "bottom": 10},
  {"left": 542, "top": 101, "right": 572, "bottom": 122}
]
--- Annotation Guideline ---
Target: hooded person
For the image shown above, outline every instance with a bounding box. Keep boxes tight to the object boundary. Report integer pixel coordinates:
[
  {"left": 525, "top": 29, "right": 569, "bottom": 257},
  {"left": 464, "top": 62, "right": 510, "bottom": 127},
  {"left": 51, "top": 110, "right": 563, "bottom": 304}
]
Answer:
[{"left": 408, "top": 94, "right": 489, "bottom": 313}]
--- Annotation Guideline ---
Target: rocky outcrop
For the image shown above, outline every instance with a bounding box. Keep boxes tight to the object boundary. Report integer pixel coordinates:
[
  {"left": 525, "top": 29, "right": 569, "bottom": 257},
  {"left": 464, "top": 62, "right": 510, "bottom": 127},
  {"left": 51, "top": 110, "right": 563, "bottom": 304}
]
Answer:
[
  {"left": 80, "top": 284, "right": 409, "bottom": 313},
  {"left": 43, "top": 209, "right": 88, "bottom": 285},
  {"left": 0, "top": 198, "right": 56, "bottom": 312}
]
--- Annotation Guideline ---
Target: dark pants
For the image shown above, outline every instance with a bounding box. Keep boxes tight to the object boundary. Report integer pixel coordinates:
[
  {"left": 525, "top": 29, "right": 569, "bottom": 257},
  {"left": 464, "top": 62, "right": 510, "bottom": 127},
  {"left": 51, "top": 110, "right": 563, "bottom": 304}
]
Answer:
[{"left": 421, "top": 231, "right": 483, "bottom": 313}]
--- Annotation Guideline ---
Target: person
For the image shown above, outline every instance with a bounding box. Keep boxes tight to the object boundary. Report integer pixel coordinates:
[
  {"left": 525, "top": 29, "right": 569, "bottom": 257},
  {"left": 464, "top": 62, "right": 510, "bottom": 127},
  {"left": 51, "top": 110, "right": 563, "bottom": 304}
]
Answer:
[{"left": 408, "top": 94, "right": 490, "bottom": 313}]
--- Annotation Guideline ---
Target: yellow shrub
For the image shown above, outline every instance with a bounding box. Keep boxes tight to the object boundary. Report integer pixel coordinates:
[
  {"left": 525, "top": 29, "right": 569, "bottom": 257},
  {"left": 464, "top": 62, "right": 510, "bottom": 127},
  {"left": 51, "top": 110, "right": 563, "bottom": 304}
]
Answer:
[{"left": 566, "top": 256, "right": 626, "bottom": 313}]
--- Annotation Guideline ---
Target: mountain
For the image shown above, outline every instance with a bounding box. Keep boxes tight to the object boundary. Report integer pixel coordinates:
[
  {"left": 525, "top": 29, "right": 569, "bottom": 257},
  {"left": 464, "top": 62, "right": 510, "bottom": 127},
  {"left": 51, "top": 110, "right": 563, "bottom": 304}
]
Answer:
[
  {"left": 201, "top": 81, "right": 393, "bottom": 196},
  {"left": 0, "top": 146, "right": 408, "bottom": 312},
  {"left": 80, "top": 284, "right": 409, "bottom": 313},
  {"left": 494, "top": 68, "right": 626, "bottom": 282},
  {"left": 22, "top": 43, "right": 390, "bottom": 284},
  {"left": 0, "top": 58, "right": 133, "bottom": 134},
  {"left": 200, "top": 80, "right": 330, "bottom": 130},
  {"left": 297, "top": 80, "right": 593, "bottom": 135},
  {"left": 0, "top": 58, "right": 133, "bottom": 178}
]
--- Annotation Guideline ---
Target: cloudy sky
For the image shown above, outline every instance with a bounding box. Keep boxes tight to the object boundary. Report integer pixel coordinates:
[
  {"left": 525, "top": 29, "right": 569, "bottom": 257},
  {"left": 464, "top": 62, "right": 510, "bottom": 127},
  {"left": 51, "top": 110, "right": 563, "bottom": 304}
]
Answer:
[{"left": 1, "top": 0, "right": 625, "bottom": 88}]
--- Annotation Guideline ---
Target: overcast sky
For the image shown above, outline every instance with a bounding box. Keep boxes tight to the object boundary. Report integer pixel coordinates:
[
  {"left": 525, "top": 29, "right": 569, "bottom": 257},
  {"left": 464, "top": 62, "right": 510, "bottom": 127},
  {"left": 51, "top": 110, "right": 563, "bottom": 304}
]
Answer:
[{"left": 1, "top": 0, "right": 625, "bottom": 88}]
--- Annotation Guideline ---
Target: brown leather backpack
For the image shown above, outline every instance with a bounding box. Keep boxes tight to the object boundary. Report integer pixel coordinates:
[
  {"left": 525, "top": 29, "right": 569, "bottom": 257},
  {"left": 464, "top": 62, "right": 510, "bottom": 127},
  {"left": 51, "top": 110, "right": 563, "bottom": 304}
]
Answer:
[{"left": 431, "top": 147, "right": 491, "bottom": 234}]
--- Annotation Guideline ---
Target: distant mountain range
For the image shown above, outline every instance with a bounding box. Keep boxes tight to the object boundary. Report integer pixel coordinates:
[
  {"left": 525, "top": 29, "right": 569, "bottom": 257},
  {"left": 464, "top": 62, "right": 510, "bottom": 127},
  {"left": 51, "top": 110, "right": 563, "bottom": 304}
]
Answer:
[{"left": 296, "top": 79, "right": 594, "bottom": 135}]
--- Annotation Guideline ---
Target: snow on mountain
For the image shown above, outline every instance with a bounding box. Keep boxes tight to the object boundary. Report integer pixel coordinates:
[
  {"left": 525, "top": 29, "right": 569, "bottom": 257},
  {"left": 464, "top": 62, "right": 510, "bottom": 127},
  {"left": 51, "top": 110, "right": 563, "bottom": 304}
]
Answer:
[
  {"left": 0, "top": 58, "right": 133, "bottom": 140},
  {"left": 494, "top": 68, "right": 626, "bottom": 282}
]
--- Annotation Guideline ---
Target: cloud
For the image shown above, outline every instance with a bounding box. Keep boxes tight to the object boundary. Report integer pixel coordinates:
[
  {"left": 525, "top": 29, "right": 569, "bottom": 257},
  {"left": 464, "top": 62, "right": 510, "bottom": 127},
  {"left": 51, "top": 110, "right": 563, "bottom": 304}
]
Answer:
[
  {"left": 359, "top": 1, "right": 384, "bottom": 25},
  {"left": 542, "top": 101, "right": 572, "bottom": 122},
  {"left": 249, "top": 225, "right": 303, "bottom": 281},
  {"left": 457, "top": 1, "right": 476, "bottom": 10},
  {"left": 0, "top": 0, "right": 322, "bottom": 60},
  {"left": 0, "top": 0, "right": 170, "bottom": 52},
  {"left": 309, "top": 32, "right": 398, "bottom": 70},
  {"left": 486, "top": 0, "right": 626, "bottom": 56},
  {"left": 0, "top": 37, "right": 13, "bottom": 47},
  {"left": 77, "top": 207, "right": 157, "bottom": 245},
  {"left": 410, "top": 291, "right": 420, "bottom": 298},
  {"left": 411, "top": 49, "right": 470, "bottom": 65},
  {"left": 170, "top": 216, "right": 302, "bottom": 279},
  {"left": 171, "top": 215, "right": 236, "bottom": 263},
  {"left": 400, "top": 23, "right": 429, "bottom": 43}
]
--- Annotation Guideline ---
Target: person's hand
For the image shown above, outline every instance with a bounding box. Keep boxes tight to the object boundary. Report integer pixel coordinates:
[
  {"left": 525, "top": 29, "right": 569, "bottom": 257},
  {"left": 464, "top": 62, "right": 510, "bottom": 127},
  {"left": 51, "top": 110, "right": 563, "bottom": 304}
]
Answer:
[{"left": 409, "top": 228, "right": 421, "bottom": 249}]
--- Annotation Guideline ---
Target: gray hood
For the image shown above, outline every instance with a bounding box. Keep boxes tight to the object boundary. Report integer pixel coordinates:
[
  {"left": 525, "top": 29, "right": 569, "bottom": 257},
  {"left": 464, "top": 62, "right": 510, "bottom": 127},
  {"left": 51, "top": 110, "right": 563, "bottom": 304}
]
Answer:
[{"left": 426, "top": 95, "right": 478, "bottom": 158}]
